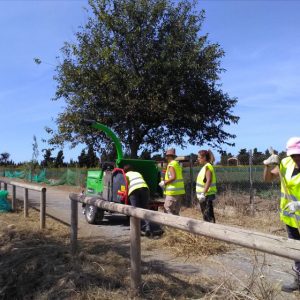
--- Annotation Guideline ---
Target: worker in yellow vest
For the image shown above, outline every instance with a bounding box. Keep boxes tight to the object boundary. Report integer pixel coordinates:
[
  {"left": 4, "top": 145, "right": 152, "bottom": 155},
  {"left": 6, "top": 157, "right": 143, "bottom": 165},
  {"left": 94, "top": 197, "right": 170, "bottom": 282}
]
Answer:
[
  {"left": 196, "top": 150, "right": 217, "bottom": 223},
  {"left": 124, "top": 165, "right": 151, "bottom": 236},
  {"left": 159, "top": 148, "right": 185, "bottom": 215},
  {"left": 264, "top": 137, "right": 300, "bottom": 292}
]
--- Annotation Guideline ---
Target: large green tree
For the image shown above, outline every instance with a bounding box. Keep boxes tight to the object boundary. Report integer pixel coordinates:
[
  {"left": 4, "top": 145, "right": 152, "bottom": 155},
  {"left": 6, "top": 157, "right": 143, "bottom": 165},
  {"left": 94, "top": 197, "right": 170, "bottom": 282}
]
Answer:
[{"left": 49, "top": 0, "right": 238, "bottom": 158}]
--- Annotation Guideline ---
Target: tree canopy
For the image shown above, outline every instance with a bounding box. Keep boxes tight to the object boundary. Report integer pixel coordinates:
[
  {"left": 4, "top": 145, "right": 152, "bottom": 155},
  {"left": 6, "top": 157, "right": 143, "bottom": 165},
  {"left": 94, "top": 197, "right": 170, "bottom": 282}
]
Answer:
[
  {"left": 0, "top": 152, "right": 14, "bottom": 166},
  {"left": 49, "top": 0, "right": 238, "bottom": 158},
  {"left": 54, "top": 150, "right": 65, "bottom": 168}
]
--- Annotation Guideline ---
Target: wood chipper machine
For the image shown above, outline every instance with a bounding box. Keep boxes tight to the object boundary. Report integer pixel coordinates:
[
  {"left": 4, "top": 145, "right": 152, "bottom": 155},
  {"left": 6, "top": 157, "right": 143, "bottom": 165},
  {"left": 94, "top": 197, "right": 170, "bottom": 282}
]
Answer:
[{"left": 81, "top": 120, "right": 163, "bottom": 224}]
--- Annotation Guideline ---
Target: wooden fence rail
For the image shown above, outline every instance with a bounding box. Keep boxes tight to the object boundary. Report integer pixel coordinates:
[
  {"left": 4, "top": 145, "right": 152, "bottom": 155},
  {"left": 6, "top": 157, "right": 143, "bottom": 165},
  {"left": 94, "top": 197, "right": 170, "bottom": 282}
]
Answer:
[
  {"left": 0, "top": 178, "right": 47, "bottom": 229},
  {"left": 69, "top": 192, "right": 300, "bottom": 295}
]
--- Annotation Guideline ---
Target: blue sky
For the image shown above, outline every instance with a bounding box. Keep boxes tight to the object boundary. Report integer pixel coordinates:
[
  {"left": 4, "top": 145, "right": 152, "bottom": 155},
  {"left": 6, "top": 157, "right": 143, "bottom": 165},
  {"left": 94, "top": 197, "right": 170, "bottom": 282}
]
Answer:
[
  {"left": 198, "top": 0, "right": 300, "bottom": 158},
  {"left": 1, "top": 0, "right": 299, "bottom": 163}
]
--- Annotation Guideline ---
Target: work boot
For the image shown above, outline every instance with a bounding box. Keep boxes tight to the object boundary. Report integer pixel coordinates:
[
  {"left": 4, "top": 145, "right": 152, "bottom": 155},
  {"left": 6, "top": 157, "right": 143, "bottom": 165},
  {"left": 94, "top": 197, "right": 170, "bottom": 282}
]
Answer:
[
  {"left": 281, "top": 269, "right": 300, "bottom": 293},
  {"left": 140, "top": 230, "right": 152, "bottom": 238},
  {"left": 153, "top": 228, "right": 164, "bottom": 236},
  {"left": 145, "top": 230, "right": 151, "bottom": 237}
]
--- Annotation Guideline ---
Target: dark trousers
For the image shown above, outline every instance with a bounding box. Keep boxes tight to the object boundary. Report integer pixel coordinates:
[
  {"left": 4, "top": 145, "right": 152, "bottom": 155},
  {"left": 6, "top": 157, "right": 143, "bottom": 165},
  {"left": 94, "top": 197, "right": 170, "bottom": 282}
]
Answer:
[
  {"left": 200, "top": 194, "right": 216, "bottom": 223},
  {"left": 129, "top": 187, "right": 151, "bottom": 232},
  {"left": 286, "top": 225, "right": 300, "bottom": 273}
]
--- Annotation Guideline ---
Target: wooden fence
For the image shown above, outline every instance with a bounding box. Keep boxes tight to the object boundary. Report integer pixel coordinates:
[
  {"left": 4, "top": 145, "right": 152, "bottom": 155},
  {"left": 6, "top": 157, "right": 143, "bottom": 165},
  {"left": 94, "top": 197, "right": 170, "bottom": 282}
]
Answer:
[
  {"left": 69, "top": 193, "right": 300, "bottom": 295},
  {"left": 0, "top": 178, "right": 47, "bottom": 229}
]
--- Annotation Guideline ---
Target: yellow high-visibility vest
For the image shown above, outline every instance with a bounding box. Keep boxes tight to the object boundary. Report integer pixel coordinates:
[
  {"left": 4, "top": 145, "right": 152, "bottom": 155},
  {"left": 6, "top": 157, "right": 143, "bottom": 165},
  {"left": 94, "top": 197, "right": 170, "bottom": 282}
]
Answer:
[
  {"left": 196, "top": 162, "right": 217, "bottom": 197},
  {"left": 164, "top": 160, "right": 185, "bottom": 196},
  {"left": 126, "top": 171, "right": 148, "bottom": 196},
  {"left": 280, "top": 157, "right": 300, "bottom": 228}
]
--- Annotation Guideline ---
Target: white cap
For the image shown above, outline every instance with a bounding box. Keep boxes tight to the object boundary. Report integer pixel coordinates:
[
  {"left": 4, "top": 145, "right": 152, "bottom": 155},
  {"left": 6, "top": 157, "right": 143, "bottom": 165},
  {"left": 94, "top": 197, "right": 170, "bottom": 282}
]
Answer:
[{"left": 286, "top": 137, "right": 300, "bottom": 156}]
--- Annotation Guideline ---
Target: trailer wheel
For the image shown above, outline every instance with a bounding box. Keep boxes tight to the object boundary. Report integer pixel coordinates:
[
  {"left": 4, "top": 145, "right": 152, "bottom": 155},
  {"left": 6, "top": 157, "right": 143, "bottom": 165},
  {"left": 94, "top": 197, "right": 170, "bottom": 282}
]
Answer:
[{"left": 85, "top": 204, "right": 104, "bottom": 224}]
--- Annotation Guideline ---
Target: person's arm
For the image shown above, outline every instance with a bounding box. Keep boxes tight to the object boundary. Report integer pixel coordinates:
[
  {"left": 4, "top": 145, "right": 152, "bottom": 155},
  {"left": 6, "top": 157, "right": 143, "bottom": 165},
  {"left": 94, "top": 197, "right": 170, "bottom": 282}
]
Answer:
[
  {"left": 203, "top": 168, "right": 212, "bottom": 194},
  {"left": 164, "top": 166, "right": 176, "bottom": 185},
  {"left": 263, "top": 165, "right": 279, "bottom": 182}
]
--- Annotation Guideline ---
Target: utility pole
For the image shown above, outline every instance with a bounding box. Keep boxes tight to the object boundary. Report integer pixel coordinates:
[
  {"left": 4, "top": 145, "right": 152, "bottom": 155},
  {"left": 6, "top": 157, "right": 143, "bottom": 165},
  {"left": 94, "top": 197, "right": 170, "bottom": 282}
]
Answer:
[{"left": 249, "top": 149, "right": 254, "bottom": 215}]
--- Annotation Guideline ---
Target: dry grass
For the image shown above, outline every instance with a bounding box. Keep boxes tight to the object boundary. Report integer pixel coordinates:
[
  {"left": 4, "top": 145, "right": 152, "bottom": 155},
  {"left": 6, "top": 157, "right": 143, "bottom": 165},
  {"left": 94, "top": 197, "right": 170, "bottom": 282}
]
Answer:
[
  {"left": 0, "top": 210, "right": 127, "bottom": 299},
  {"left": 0, "top": 210, "right": 209, "bottom": 299},
  {"left": 153, "top": 227, "right": 229, "bottom": 258},
  {"left": 147, "top": 192, "right": 283, "bottom": 260}
]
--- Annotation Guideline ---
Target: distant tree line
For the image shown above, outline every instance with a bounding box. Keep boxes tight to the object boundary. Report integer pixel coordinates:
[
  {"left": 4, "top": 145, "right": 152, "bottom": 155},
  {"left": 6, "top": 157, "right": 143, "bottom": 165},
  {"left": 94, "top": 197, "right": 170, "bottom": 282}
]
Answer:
[
  {"left": 219, "top": 148, "right": 286, "bottom": 166},
  {"left": 0, "top": 147, "right": 287, "bottom": 168},
  {"left": 40, "top": 146, "right": 100, "bottom": 168},
  {"left": 0, "top": 147, "right": 99, "bottom": 168}
]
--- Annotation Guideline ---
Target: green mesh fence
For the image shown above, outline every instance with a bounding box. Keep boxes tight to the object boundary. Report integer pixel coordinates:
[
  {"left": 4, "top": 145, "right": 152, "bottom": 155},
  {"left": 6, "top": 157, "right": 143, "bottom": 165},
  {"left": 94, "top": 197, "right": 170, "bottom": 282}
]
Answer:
[
  {"left": 0, "top": 168, "right": 87, "bottom": 187},
  {"left": 45, "top": 168, "right": 87, "bottom": 186},
  {"left": 47, "top": 169, "right": 79, "bottom": 186},
  {"left": 32, "top": 169, "right": 48, "bottom": 183}
]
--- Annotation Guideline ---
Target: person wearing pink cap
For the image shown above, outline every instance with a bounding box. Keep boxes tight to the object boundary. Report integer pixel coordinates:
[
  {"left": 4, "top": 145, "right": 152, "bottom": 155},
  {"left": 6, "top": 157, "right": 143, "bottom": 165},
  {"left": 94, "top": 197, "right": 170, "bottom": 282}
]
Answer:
[{"left": 264, "top": 137, "right": 300, "bottom": 292}]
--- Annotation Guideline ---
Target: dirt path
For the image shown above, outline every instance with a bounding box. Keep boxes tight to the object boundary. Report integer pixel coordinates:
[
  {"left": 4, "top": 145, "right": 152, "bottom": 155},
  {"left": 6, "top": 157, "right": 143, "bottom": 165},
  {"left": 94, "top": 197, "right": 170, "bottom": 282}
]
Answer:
[{"left": 5, "top": 184, "right": 300, "bottom": 299}]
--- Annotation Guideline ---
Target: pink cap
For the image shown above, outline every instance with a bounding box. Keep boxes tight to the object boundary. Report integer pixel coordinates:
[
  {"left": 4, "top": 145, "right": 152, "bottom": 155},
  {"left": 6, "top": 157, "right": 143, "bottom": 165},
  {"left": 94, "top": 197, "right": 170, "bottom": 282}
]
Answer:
[{"left": 286, "top": 137, "right": 300, "bottom": 156}]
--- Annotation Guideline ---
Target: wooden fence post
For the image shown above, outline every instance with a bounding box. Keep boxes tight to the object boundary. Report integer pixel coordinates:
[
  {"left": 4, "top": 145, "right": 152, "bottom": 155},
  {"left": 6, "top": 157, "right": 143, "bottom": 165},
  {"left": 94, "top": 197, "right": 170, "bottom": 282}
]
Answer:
[
  {"left": 70, "top": 199, "right": 78, "bottom": 255},
  {"left": 130, "top": 216, "right": 141, "bottom": 296},
  {"left": 40, "top": 188, "right": 46, "bottom": 229},
  {"left": 12, "top": 185, "right": 16, "bottom": 211},
  {"left": 24, "top": 188, "right": 29, "bottom": 218}
]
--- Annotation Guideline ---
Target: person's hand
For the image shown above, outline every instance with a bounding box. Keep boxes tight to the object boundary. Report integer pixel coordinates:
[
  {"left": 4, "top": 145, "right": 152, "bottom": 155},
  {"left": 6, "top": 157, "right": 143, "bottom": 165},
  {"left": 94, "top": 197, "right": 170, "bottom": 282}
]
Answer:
[
  {"left": 284, "top": 201, "right": 300, "bottom": 213},
  {"left": 197, "top": 193, "right": 206, "bottom": 203},
  {"left": 159, "top": 181, "right": 165, "bottom": 188},
  {"left": 263, "top": 154, "right": 280, "bottom": 166}
]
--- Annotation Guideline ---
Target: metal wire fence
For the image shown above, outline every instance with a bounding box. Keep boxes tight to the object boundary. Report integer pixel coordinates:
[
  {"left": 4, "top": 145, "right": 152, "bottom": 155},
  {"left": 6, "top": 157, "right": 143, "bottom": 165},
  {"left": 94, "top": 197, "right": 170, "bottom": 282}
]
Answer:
[{"left": 182, "top": 165, "right": 280, "bottom": 205}]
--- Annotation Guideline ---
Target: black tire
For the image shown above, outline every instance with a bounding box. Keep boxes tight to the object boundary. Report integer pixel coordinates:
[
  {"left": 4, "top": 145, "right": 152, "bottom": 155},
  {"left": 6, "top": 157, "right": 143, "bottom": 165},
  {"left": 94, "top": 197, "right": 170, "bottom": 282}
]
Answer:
[{"left": 85, "top": 204, "right": 104, "bottom": 224}]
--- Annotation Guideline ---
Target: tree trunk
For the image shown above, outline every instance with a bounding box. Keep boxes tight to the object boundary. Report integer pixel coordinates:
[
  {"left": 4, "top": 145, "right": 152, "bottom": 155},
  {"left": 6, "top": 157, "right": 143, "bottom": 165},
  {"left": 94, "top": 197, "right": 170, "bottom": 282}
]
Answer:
[{"left": 130, "top": 142, "right": 139, "bottom": 159}]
